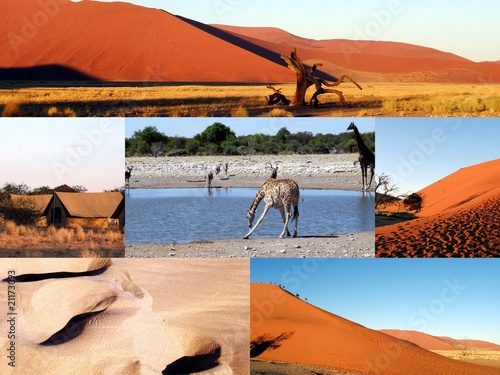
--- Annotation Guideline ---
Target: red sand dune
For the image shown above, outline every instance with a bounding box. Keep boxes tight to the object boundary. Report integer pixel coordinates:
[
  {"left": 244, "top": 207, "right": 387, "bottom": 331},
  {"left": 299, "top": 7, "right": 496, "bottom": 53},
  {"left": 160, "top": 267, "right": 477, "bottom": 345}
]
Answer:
[
  {"left": 251, "top": 283, "right": 500, "bottom": 375},
  {"left": 376, "top": 159, "right": 500, "bottom": 257},
  {"left": 380, "top": 330, "right": 500, "bottom": 351},
  {"left": 2, "top": 0, "right": 500, "bottom": 82}
]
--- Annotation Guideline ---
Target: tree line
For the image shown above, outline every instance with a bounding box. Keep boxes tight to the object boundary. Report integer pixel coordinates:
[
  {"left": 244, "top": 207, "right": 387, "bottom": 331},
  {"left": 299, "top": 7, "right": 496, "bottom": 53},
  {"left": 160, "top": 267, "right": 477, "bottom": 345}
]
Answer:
[{"left": 125, "top": 123, "right": 375, "bottom": 157}]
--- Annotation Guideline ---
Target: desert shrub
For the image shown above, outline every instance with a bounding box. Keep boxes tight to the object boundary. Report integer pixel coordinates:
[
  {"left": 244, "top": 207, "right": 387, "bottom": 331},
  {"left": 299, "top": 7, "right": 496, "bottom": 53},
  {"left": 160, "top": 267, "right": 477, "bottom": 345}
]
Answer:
[
  {"left": 54, "top": 228, "right": 73, "bottom": 244},
  {"left": 47, "top": 225, "right": 57, "bottom": 236},
  {"left": 2, "top": 102, "right": 21, "bottom": 117},
  {"left": 230, "top": 106, "right": 249, "bottom": 117},
  {"left": 5, "top": 221, "right": 17, "bottom": 236},
  {"left": 261, "top": 108, "right": 293, "bottom": 117},
  {"left": 75, "top": 226, "right": 86, "bottom": 241},
  {"left": 0, "top": 197, "right": 42, "bottom": 226},
  {"left": 403, "top": 193, "right": 424, "bottom": 213}
]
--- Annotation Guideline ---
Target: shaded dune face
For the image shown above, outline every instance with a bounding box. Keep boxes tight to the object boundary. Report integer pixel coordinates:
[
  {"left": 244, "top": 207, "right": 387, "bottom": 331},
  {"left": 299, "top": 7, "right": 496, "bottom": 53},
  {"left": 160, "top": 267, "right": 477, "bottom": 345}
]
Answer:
[
  {"left": 0, "top": 260, "right": 221, "bottom": 375},
  {"left": 251, "top": 283, "right": 500, "bottom": 375}
]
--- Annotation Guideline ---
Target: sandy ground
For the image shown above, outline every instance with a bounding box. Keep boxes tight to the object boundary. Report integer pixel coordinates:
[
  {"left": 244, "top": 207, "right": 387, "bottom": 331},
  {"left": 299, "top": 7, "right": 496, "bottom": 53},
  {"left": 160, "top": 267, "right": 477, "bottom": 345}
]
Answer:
[
  {"left": 376, "top": 195, "right": 500, "bottom": 257},
  {"left": 0, "top": 258, "right": 249, "bottom": 375},
  {"left": 125, "top": 154, "right": 375, "bottom": 258}
]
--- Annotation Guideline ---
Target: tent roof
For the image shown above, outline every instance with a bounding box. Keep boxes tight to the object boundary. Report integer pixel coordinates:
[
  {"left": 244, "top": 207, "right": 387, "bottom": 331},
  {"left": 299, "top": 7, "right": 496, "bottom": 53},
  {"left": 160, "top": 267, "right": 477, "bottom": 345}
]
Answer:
[
  {"left": 55, "top": 192, "right": 124, "bottom": 218},
  {"left": 10, "top": 194, "right": 53, "bottom": 211}
]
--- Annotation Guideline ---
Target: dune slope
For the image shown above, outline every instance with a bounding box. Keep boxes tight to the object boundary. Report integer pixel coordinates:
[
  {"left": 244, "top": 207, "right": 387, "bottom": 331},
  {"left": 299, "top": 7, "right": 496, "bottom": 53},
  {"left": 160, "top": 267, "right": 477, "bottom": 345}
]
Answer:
[
  {"left": 376, "top": 159, "right": 500, "bottom": 257},
  {"left": 250, "top": 283, "right": 500, "bottom": 375},
  {"left": 2, "top": 0, "right": 499, "bottom": 82}
]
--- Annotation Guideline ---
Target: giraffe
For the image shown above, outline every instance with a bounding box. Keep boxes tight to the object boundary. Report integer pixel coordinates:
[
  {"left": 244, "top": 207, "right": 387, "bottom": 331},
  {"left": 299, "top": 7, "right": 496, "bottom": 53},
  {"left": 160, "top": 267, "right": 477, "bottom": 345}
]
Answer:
[
  {"left": 266, "top": 163, "right": 278, "bottom": 179},
  {"left": 205, "top": 170, "right": 213, "bottom": 190},
  {"left": 214, "top": 164, "right": 221, "bottom": 180},
  {"left": 244, "top": 179, "right": 300, "bottom": 239},
  {"left": 347, "top": 122, "right": 375, "bottom": 190},
  {"left": 125, "top": 166, "right": 133, "bottom": 187}
]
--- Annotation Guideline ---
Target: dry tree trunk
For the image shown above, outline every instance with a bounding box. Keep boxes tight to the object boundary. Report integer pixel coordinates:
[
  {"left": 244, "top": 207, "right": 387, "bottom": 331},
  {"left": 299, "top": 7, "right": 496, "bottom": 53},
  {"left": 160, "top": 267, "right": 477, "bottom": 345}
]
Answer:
[{"left": 280, "top": 48, "right": 320, "bottom": 106}]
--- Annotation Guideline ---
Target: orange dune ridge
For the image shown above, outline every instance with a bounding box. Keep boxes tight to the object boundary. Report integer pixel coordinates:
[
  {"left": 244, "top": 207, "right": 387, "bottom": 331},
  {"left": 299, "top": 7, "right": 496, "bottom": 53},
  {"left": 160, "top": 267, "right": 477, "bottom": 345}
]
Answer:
[
  {"left": 380, "top": 330, "right": 500, "bottom": 351},
  {"left": 250, "top": 283, "right": 500, "bottom": 375},
  {"left": 416, "top": 159, "right": 500, "bottom": 217},
  {"left": 1, "top": 0, "right": 292, "bottom": 81},
  {"left": 2, "top": 0, "right": 500, "bottom": 82},
  {"left": 376, "top": 159, "right": 500, "bottom": 256}
]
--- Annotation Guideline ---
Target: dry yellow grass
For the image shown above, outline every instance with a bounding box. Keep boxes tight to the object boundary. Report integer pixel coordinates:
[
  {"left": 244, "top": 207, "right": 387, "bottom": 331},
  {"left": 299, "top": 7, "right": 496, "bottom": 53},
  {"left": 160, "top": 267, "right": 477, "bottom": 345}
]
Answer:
[
  {"left": 1, "top": 82, "right": 498, "bottom": 117},
  {"left": 0, "top": 221, "right": 124, "bottom": 257}
]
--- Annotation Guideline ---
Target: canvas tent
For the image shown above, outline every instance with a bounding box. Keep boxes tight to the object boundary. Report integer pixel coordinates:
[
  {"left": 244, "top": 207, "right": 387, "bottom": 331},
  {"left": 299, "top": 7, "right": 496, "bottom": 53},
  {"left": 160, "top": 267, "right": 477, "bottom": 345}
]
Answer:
[{"left": 45, "top": 192, "right": 124, "bottom": 229}]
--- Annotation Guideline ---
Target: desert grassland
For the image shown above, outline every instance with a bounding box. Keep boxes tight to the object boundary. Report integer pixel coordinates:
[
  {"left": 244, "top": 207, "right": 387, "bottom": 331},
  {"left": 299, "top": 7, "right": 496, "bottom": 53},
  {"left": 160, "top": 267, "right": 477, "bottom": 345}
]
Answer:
[
  {"left": 1, "top": 82, "right": 500, "bottom": 117},
  {"left": 0, "top": 220, "right": 124, "bottom": 258},
  {"left": 250, "top": 359, "right": 362, "bottom": 375},
  {"left": 431, "top": 350, "right": 500, "bottom": 368}
]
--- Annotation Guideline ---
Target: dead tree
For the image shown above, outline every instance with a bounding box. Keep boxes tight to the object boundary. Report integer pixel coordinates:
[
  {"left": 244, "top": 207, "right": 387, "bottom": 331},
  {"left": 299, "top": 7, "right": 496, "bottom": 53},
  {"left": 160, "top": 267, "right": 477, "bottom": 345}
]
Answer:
[
  {"left": 309, "top": 75, "right": 363, "bottom": 107},
  {"left": 265, "top": 85, "right": 290, "bottom": 105},
  {"left": 280, "top": 48, "right": 321, "bottom": 106}
]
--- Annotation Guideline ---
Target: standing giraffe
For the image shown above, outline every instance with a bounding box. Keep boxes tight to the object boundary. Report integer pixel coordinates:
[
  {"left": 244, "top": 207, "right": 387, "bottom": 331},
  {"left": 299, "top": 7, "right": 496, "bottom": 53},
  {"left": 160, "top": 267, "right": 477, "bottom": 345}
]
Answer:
[
  {"left": 347, "top": 122, "right": 375, "bottom": 190},
  {"left": 266, "top": 163, "right": 278, "bottom": 179},
  {"left": 214, "top": 164, "right": 221, "bottom": 180},
  {"left": 244, "top": 179, "right": 300, "bottom": 239},
  {"left": 205, "top": 170, "right": 213, "bottom": 190},
  {"left": 125, "top": 166, "right": 133, "bottom": 187}
]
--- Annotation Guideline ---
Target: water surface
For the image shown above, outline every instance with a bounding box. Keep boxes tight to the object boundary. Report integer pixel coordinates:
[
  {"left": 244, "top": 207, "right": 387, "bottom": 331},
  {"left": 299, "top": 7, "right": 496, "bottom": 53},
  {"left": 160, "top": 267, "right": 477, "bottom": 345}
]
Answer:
[{"left": 126, "top": 188, "right": 374, "bottom": 244}]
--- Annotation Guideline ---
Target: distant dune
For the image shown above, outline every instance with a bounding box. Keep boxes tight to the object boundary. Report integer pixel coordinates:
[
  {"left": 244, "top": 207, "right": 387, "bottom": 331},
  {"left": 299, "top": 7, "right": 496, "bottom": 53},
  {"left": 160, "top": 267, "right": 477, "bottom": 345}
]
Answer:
[
  {"left": 380, "top": 330, "right": 500, "bottom": 351},
  {"left": 376, "top": 159, "right": 500, "bottom": 257},
  {"left": 250, "top": 283, "right": 500, "bottom": 375},
  {"left": 2, "top": 0, "right": 500, "bottom": 82}
]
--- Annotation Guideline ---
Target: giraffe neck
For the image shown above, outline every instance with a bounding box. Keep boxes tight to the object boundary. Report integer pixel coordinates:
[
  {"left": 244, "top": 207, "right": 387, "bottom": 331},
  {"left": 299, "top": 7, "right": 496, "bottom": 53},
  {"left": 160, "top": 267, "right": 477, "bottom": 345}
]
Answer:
[
  {"left": 352, "top": 127, "right": 372, "bottom": 156},
  {"left": 249, "top": 186, "right": 267, "bottom": 213}
]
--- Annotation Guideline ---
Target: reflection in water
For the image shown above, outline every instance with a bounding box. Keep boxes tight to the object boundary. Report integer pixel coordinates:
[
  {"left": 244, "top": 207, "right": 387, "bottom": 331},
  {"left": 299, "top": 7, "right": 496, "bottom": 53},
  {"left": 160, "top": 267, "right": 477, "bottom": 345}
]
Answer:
[{"left": 126, "top": 188, "right": 374, "bottom": 244}]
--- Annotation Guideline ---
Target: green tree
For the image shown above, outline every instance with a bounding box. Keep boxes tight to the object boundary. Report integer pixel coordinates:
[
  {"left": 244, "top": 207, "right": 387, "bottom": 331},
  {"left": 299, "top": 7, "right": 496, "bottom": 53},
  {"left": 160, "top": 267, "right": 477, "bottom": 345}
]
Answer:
[{"left": 195, "top": 122, "right": 236, "bottom": 153}]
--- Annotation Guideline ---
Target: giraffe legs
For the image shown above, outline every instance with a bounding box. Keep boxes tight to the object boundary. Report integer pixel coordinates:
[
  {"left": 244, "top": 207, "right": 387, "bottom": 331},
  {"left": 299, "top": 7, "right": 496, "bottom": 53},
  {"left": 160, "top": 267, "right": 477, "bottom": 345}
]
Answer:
[
  {"left": 279, "top": 207, "right": 292, "bottom": 238},
  {"left": 244, "top": 204, "right": 271, "bottom": 239}
]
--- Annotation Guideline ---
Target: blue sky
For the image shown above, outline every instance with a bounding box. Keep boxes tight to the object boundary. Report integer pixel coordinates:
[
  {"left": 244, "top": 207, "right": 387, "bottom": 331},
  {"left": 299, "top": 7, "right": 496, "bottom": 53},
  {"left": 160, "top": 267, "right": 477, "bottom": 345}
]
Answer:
[
  {"left": 126, "top": 117, "right": 375, "bottom": 138},
  {"left": 376, "top": 118, "right": 500, "bottom": 194},
  {"left": 83, "top": 0, "right": 500, "bottom": 62},
  {"left": 251, "top": 258, "right": 500, "bottom": 344},
  {"left": 0, "top": 118, "right": 124, "bottom": 192}
]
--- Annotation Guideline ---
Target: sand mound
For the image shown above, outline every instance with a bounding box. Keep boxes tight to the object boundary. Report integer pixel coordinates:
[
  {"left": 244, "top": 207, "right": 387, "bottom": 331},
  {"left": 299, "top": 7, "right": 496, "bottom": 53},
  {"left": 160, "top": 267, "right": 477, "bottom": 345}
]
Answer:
[
  {"left": 376, "top": 159, "right": 500, "bottom": 257},
  {"left": 0, "top": 259, "right": 249, "bottom": 374},
  {"left": 251, "top": 283, "right": 500, "bottom": 375}
]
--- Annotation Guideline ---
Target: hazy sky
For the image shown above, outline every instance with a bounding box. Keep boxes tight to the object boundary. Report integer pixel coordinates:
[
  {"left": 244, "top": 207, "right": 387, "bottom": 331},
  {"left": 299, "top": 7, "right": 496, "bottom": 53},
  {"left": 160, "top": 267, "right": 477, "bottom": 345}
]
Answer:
[
  {"left": 126, "top": 117, "right": 375, "bottom": 138},
  {"left": 376, "top": 118, "right": 500, "bottom": 194},
  {"left": 81, "top": 0, "right": 500, "bottom": 62},
  {"left": 251, "top": 258, "right": 500, "bottom": 344},
  {"left": 0, "top": 118, "right": 124, "bottom": 192}
]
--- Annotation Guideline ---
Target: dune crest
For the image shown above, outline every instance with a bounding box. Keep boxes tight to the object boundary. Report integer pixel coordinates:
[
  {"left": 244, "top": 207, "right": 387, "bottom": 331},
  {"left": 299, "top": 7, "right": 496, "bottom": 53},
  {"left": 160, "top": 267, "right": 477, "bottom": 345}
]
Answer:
[{"left": 251, "top": 283, "right": 500, "bottom": 374}]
